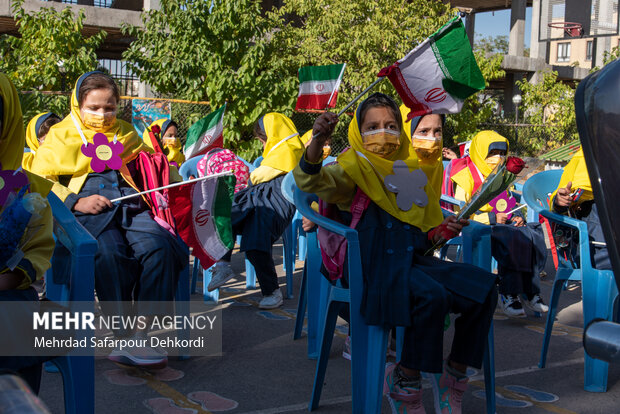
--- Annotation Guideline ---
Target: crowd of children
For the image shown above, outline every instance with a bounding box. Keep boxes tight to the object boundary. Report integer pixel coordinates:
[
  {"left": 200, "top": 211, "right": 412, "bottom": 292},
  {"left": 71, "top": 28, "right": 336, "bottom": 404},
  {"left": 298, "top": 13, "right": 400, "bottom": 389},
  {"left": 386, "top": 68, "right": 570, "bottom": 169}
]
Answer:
[{"left": 1, "top": 67, "right": 605, "bottom": 413}]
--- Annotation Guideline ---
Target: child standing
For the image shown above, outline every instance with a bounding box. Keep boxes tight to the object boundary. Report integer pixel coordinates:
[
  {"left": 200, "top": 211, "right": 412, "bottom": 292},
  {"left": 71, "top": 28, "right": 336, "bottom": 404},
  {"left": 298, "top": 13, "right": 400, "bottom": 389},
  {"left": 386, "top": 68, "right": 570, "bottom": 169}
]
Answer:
[
  {"left": 0, "top": 73, "right": 55, "bottom": 392},
  {"left": 294, "top": 93, "right": 497, "bottom": 414},
  {"left": 31, "top": 71, "right": 187, "bottom": 368}
]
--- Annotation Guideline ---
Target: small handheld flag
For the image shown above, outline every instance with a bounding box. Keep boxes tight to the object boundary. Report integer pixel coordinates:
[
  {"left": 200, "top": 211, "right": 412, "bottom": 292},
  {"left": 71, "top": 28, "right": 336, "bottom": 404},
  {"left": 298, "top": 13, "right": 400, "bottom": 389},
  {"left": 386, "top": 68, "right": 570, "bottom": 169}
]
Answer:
[
  {"left": 295, "top": 64, "right": 346, "bottom": 111},
  {"left": 184, "top": 104, "right": 226, "bottom": 160},
  {"left": 377, "top": 17, "right": 485, "bottom": 121}
]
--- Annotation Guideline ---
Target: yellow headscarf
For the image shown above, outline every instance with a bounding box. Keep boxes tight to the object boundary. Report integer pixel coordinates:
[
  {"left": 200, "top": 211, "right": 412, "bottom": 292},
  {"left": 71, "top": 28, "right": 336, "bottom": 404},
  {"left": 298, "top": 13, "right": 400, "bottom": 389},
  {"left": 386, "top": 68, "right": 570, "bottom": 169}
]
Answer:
[
  {"left": 23, "top": 112, "right": 58, "bottom": 171},
  {"left": 142, "top": 118, "right": 185, "bottom": 166},
  {"left": 260, "top": 113, "right": 304, "bottom": 173},
  {"left": 31, "top": 71, "right": 148, "bottom": 182},
  {"left": 337, "top": 101, "right": 443, "bottom": 231},
  {"left": 0, "top": 73, "right": 52, "bottom": 196},
  {"left": 451, "top": 130, "right": 509, "bottom": 196},
  {"left": 552, "top": 148, "right": 593, "bottom": 203}
]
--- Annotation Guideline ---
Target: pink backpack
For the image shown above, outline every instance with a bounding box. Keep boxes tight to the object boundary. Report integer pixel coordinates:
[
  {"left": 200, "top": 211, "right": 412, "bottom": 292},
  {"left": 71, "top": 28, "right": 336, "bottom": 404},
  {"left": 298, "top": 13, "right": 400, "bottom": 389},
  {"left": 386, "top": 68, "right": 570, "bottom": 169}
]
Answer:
[
  {"left": 197, "top": 148, "right": 250, "bottom": 193},
  {"left": 317, "top": 188, "right": 370, "bottom": 280}
]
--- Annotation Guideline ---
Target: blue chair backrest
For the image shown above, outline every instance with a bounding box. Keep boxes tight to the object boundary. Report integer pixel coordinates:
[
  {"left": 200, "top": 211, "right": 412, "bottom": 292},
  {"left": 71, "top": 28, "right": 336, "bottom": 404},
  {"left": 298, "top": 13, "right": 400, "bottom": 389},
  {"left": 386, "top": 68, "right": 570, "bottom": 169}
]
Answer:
[
  {"left": 281, "top": 171, "right": 295, "bottom": 204},
  {"left": 522, "top": 170, "right": 563, "bottom": 215},
  {"left": 178, "top": 156, "right": 201, "bottom": 180},
  {"left": 253, "top": 156, "right": 263, "bottom": 168}
]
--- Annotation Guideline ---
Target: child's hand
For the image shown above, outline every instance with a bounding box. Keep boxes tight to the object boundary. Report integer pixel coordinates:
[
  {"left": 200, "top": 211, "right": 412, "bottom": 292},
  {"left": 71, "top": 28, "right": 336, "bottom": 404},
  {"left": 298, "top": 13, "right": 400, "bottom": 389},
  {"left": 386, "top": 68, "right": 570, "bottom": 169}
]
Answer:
[
  {"left": 511, "top": 216, "right": 525, "bottom": 227},
  {"left": 0, "top": 271, "right": 25, "bottom": 291},
  {"left": 496, "top": 213, "right": 508, "bottom": 224},
  {"left": 555, "top": 181, "right": 574, "bottom": 207},
  {"left": 302, "top": 217, "right": 317, "bottom": 232},
  {"left": 73, "top": 195, "right": 113, "bottom": 214},
  {"left": 430, "top": 216, "right": 468, "bottom": 244},
  {"left": 312, "top": 112, "right": 338, "bottom": 146}
]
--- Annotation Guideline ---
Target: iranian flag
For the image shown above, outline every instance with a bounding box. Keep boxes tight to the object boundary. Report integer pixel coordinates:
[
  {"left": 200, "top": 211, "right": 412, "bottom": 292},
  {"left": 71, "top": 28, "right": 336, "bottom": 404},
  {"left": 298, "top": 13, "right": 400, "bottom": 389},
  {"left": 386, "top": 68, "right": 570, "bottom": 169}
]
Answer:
[
  {"left": 378, "top": 17, "right": 485, "bottom": 121},
  {"left": 184, "top": 104, "right": 226, "bottom": 160},
  {"left": 295, "top": 63, "right": 346, "bottom": 111},
  {"left": 169, "top": 175, "right": 235, "bottom": 270}
]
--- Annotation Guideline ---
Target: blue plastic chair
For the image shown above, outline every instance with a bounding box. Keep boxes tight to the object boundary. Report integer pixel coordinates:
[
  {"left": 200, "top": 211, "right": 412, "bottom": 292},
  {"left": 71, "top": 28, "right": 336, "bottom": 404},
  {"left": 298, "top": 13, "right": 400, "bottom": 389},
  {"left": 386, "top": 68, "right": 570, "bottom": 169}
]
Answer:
[
  {"left": 178, "top": 157, "right": 256, "bottom": 302},
  {"left": 46, "top": 193, "right": 98, "bottom": 414},
  {"left": 522, "top": 169, "right": 619, "bottom": 392},
  {"left": 295, "top": 188, "right": 497, "bottom": 413}
]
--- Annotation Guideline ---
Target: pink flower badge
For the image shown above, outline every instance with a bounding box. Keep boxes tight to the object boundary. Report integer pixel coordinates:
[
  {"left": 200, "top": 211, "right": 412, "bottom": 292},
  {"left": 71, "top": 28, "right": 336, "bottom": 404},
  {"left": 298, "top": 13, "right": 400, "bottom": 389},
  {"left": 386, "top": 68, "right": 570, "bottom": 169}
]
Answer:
[
  {"left": 0, "top": 162, "right": 29, "bottom": 207},
  {"left": 81, "top": 133, "right": 124, "bottom": 173}
]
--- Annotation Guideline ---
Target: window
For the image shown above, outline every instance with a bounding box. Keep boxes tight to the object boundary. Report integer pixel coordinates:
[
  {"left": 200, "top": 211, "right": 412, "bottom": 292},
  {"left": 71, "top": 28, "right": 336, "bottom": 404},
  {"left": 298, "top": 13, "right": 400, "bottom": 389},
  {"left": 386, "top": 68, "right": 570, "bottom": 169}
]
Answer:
[
  {"left": 557, "top": 42, "right": 571, "bottom": 62},
  {"left": 586, "top": 41, "right": 593, "bottom": 61}
]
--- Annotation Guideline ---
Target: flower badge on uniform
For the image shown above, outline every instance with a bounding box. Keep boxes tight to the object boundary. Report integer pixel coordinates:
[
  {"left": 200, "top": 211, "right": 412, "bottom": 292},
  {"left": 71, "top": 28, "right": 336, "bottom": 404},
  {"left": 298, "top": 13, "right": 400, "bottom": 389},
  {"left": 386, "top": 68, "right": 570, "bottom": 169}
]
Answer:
[
  {"left": 0, "top": 163, "right": 29, "bottom": 207},
  {"left": 81, "top": 133, "right": 124, "bottom": 173},
  {"left": 384, "top": 160, "right": 428, "bottom": 210}
]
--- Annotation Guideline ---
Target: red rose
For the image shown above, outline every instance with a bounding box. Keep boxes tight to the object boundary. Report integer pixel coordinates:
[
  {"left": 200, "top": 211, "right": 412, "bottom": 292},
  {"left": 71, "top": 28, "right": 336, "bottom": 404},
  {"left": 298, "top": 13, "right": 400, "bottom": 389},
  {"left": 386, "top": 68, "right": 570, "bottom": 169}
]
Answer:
[
  {"left": 151, "top": 125, "right": 161, "bottom": 134},
  {"left": 506, "top": 156, "right": 525, "bottom": 175}
]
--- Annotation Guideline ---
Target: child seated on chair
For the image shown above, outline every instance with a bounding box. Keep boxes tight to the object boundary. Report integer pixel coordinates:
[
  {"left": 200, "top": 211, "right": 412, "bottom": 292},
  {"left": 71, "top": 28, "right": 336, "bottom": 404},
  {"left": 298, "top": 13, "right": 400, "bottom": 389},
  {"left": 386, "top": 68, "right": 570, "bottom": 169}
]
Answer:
[
  {"left": 0, "top": 73, "right": 55, "bottom": 393},
  {"left": 22, "top": 112, "right": 62, "bottom": 171},
  {"left": 31, "top": 71, "right": 188, "bottom": 368},
  {"left": 552, "top": 148, "right": 610, "bottom": 270},
  {"left": 143, "top": 118, "right": 185, "bottom": 168},
  {"left": 207, "top": 113, "right": 304, "bottom": 309},
  {"left": 294, "top": 92, "right": 497, "bottom": 414},
  {"left": 445, "top": 130, "right": 549, "bottom": 318}
]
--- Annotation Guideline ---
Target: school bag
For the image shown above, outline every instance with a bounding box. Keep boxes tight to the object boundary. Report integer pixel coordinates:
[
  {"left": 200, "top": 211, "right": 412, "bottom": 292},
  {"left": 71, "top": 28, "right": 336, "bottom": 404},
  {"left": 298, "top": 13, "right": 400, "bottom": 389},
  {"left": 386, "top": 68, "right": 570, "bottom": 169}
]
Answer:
[
  {"left": 197, "top": 148, "right": 250, "bottom": 193},
  {"left": 317, "top": 187, "right": 370, "bottom": 280}
]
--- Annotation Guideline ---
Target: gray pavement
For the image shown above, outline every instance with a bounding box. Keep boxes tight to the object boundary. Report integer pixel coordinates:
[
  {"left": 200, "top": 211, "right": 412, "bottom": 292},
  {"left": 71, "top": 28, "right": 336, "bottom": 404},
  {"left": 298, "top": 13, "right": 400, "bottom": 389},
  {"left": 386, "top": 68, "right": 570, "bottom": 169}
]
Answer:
[{"left": 37, "top": 243, "right": 620, "bottom": 414}]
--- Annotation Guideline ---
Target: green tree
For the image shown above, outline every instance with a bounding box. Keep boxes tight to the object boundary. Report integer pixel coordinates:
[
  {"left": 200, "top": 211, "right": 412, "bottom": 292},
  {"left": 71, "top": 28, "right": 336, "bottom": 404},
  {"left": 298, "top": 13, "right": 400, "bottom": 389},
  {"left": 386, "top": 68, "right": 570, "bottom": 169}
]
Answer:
[
  {"left": 516, "top": 70, "right": 577, "bottom": 153},
  {"left": 474, "top": 35, "right": 509, "bottom": 54},
  {"left": 122, "top": 0, "right": 295, "bottom": 158},
  {"left": 0, "top": 0, "right": 106, "bottom": 123}
]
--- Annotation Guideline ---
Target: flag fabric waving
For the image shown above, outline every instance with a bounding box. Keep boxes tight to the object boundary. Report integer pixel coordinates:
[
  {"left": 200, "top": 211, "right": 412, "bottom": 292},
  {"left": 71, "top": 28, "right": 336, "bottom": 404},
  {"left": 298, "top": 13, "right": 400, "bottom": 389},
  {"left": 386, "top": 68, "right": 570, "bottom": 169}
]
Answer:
[
  {"left": 169, "top": 174, "right": 235, "bottom": 270},
  {"left": 295, "top": 64, "right": 346, "bottom": 111},
  {"left": 378, "top": 17, "right": 485, "bottom": 121},
  {"left": 184, "top": 104, "right": 226, "bottom": 160}
]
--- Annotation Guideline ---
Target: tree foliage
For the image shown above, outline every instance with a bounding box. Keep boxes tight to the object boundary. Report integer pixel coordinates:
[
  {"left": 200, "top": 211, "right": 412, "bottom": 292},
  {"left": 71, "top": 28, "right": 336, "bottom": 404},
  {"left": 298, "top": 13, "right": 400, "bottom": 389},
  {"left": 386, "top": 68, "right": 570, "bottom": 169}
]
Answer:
[
  {"left": 516, "top": 70, "right": 577, "bottom": 153},
  {"left": 122, "top": 0, "right": 295, "bottom": 158},
  {"left": 0, "top": 0, "right": 106, "bottom": 92}
]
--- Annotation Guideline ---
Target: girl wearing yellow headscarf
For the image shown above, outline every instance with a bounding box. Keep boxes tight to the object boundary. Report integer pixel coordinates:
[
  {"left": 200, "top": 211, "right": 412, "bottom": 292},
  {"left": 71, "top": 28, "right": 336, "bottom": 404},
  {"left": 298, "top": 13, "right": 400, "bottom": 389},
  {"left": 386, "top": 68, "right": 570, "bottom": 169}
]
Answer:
[
  {"left": 22, "top": 112, "right": 62, "bottom": 171},
  {"left": 207, "top": 113, "right": 303, "bottom": 309},
  {"left": 31, "top": 71, "right": 187, "bottom": 369},
  {"left": 449, "top": 131, "right": 549, "bottom": 318},
  {"left": 552, "top": 149, "right": 610, "bottom": 269},
  {"left": 0, "top": 72, "right": 55, "bottom": 393},
  {"left": 294, "top": 93, "right": 497, "bottom": 413},
  {"left": 142, "top": 118, "right": 185, "bottom": 167}
]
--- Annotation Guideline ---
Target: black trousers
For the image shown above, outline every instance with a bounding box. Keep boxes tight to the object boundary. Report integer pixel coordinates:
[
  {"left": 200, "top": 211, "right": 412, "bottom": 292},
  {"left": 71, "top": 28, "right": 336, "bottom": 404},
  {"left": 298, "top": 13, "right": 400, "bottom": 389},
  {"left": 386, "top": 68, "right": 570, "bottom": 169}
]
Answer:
[{"left": 221, "top": 249, "right": 279, "bottom": 296}]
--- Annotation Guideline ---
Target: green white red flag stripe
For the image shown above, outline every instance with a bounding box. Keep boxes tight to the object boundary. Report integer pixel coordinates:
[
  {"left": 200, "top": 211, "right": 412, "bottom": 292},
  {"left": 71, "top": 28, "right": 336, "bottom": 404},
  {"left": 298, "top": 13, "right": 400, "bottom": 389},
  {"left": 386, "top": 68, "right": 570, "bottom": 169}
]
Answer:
[
  {"left": 377, "top": 17, "right": 485, "bottom": 121},
  {"left": 295, "top": 64, "right": 345, "bottom": 111},
  {"left": 169, "top": 175, "right": 235, "bottom": 270},
  {"left": 184, "top": 104, "right": 226, "bottom": 159}
]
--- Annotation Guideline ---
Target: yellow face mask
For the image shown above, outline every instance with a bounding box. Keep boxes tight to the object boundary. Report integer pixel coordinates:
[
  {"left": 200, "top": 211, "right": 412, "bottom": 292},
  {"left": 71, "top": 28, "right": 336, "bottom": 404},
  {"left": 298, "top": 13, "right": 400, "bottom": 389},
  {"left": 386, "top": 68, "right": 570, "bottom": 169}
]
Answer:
[
  {"left": 485, "top": 154, "right": 505, "bottom": 170},
  {"left": 412, "top": 134, "right": 441, "bottom": 161},
  {"left": 81, "top": 109, "right": 116, "bottom": 132},
  {"left": 163, "top": 137, "right": 180, "bottom": 148},
  {"left": 361, "top": 129, "right": 400, "bottom": 158}
]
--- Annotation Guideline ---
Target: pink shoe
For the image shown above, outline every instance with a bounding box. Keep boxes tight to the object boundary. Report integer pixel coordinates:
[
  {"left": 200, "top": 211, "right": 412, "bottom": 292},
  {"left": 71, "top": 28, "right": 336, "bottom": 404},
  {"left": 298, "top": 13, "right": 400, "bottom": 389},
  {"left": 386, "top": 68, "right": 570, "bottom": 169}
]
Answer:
[
  {"left": 428, "top": 366, "right": 468, "bottom": 414},
  {"left": 383, "top": 363, "right": 426, "bottom": 414}
]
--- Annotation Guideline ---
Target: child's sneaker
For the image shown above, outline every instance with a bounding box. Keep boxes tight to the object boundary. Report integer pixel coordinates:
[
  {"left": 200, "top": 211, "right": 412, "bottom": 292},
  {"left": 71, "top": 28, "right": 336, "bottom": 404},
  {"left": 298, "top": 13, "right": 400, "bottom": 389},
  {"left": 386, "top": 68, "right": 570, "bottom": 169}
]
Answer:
[
  {"left": 342, "top": 335, "right": 351, "bottom": 360},
  {"left": 522, "top": 294, "right": 549, "bottom": 313},
  {"left": 428, "top": 365, "right": 468, "bottom": 414},
  {"left": 383, "top": 363, "right": 426, "bottom": 414},
  {"left": 258, "top": 288, "right": 283, "bottom": 309},
  {"left": 499, "top": 294, "right": 526, "bottom": 318},
  {"left": 207, "top": 262, "right": 235, "bottom": 292}
]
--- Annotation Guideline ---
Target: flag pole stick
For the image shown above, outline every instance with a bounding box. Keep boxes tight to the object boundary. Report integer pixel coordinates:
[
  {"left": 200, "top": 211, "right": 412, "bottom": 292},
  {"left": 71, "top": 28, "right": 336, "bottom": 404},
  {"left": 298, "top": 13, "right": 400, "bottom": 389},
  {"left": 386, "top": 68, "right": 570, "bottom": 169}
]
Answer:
[
  {"left": 337, "top": 76, "right": 385, "bottom": 117},
  {"left": 109, "top": 171, "right": 233, "bottom": 203},
  {"left": 325, "top": 63, "right": 347, "bottom": 110}
]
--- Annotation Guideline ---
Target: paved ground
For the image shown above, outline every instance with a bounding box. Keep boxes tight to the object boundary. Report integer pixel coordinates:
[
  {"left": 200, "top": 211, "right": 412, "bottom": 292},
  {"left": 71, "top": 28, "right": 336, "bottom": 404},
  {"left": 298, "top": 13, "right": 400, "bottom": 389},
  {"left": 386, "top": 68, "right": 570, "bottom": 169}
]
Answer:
[{"left": 37, "top": 241, "right": 620, "bottom": 414}]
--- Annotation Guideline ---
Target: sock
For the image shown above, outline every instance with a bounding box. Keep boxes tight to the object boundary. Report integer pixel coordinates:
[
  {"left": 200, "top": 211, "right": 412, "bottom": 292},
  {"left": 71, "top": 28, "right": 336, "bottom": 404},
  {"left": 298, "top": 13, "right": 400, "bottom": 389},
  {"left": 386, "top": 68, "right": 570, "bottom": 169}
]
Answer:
[
  {"left": 445, "top": 362, "right": 468, "bottom": 380},
  {"left": 395, "top": 365, "right": 422, "bottom": 389}
]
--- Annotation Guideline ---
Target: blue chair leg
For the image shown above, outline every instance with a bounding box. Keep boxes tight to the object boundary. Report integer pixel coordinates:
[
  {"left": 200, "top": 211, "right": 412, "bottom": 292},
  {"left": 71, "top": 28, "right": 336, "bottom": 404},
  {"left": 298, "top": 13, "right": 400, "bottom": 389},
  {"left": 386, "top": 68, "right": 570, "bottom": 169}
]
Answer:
[
  {"left": 190, "top": 258, "right": 200, "bottom": 294},
  {"left": 52, "top": 355, "right": 94, "bottom": 414},
  {"left": 175, "top": 261, "right": 191, "bottom": 360},
  {"left": 202, "top": 266, "right": 220, "bottom": 304},
  {"left": 357, "top": 325, "right": 389, "bottom": 413},
  {"left": 294, "top": 262, "right": 308, "bottom": 340},
  {"left": 245, "top": 256, "right": 256, "bottom": 289},
  {"left": 283, "top": 224, "right": 295, "bottom": 299},
  {"left": 298, "top": 230, "right": 307, "bottom": 262},
  {"left": 539, "top": 268, "right": 572, "bottom": 368},
  {"left": 309, "top": 300, "right": 344, "bottom": 411},
  {"left": 483, "top": 322, "right": 496, "bottom": 414}
]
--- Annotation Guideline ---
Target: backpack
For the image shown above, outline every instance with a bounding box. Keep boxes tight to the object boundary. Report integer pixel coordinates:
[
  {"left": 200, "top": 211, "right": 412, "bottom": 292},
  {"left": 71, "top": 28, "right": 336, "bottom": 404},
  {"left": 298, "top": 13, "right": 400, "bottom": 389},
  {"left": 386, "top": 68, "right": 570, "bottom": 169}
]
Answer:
[
  {"left": 317, "top": 188, "right": 370, "bottom": 280},
  {"left": 197, "top": 148, "right": 250, "bottom": 194}
]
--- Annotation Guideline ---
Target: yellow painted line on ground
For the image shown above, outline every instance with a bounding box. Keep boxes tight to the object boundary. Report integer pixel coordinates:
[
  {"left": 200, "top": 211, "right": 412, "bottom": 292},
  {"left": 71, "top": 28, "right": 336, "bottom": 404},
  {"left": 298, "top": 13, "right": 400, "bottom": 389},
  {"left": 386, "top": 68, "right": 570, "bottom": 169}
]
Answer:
[
  {"left": 469, "top": 380, "right": 578, "bottom": 414},
  {"left": 122, "top": 366, "right": 212, "bottom": 413}
]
